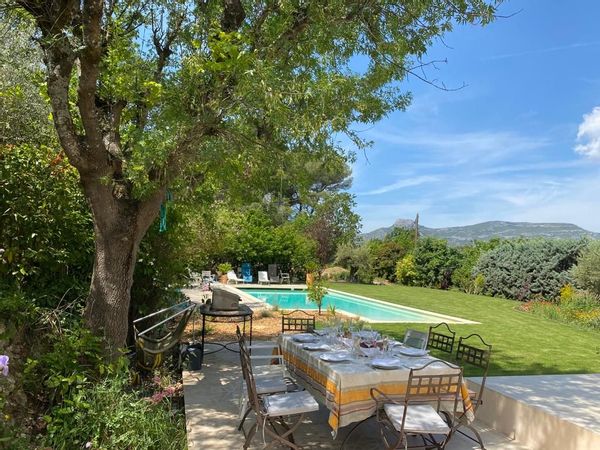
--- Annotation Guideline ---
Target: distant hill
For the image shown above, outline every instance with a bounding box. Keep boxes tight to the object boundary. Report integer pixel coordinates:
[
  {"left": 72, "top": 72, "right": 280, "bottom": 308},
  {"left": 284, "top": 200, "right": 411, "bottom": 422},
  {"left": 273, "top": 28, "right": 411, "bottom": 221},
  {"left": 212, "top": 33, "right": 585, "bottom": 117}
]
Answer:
[{"left": 360, "top": 219, "right": 600, "bottom": 246}]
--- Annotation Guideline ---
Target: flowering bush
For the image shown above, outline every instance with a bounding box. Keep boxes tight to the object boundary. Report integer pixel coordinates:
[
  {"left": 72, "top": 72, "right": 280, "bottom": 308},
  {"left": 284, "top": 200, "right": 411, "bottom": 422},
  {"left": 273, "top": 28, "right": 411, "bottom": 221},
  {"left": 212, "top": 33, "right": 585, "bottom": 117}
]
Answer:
[{"left": 522, "top": 289, "right": 600, "bottom": 330}]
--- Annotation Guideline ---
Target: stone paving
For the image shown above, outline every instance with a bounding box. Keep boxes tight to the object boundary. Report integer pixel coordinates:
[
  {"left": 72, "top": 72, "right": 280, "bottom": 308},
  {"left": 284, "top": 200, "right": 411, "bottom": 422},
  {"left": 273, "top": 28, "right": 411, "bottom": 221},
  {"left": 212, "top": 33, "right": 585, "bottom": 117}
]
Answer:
[{"left": 184, "top": 345, "right": 530, "bottom": 450}]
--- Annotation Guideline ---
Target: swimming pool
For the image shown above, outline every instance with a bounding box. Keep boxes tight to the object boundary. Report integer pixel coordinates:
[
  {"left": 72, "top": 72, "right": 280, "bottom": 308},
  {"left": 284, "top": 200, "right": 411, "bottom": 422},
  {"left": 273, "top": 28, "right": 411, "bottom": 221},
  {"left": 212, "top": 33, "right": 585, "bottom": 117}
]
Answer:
[{"left": 240, "top": 288, "right": 474, "bottom": 323}]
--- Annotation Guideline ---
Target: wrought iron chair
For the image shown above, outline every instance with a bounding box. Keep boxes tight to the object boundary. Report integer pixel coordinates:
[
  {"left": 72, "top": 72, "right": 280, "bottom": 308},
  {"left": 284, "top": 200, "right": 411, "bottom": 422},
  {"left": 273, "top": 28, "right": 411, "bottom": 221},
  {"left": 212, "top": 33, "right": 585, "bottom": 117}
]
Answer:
[
  {"left": 403, "top": 329, "right": 429, "bottom": 350},
  {"left": 236, "top": 327, "right": 302, "bottom": 430},
  {"left": 427, "top": 323, "right": 456, "bottom": 354},
  {"left": 133, "top": 300, "right": 196, "bottom": 371},
  {"left": 452, "top": 333, "right": 492, "bottom": 449},
  {"left": 371, "top": 360, "right": 463, "bottom": 449},
  {"left": 281, "top": 310, "right": 315, "bottom": 333},
  {"left": 237, "top": 327, "right": 318, "bottom": 449}
]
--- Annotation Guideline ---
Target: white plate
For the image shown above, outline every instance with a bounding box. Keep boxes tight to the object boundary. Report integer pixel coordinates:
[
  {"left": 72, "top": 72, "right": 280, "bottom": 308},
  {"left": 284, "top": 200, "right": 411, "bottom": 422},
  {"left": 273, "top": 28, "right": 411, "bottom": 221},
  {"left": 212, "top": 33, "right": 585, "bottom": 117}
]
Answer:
[
  {"left": 320, "top": 351, "right": 353, "bottom": 362},
  {"left": 292, "top": 333, "right": 319, "bottom": 343},
  {"left": 397, "top": 347, "right": 428, "bottom": 357},
  {"left": 371, "top": 357, "right": 402, "bottom": 370},
  {"left": 303, "top": 343, "right": 331, "bottom": 351}
]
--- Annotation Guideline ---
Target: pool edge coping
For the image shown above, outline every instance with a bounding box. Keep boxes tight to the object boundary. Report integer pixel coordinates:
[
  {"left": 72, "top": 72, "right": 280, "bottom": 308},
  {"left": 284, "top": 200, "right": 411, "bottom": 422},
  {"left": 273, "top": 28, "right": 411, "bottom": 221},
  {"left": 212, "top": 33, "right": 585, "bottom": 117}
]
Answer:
[
  {"left": 326, "top": 288, "right": 479, "bottom": 324},
  {"left": 235, "top": 285, "right": 479, "bottom": 325}
]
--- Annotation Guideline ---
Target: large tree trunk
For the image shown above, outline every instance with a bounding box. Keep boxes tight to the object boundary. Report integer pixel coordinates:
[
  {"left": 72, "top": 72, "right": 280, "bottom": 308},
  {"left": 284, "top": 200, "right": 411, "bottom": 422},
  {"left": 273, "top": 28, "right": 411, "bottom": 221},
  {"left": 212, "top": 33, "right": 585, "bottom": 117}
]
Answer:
[{"left": 81, "top": 175, "right": 163, "bottom": 355}]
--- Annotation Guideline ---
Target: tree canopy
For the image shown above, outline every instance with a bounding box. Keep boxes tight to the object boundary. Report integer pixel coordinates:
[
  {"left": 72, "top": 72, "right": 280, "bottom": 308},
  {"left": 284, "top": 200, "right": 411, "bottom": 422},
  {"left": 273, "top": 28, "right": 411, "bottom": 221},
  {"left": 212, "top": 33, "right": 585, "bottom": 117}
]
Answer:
[{"left": 6, "top": 0, "right": 501, "bottom": 351}]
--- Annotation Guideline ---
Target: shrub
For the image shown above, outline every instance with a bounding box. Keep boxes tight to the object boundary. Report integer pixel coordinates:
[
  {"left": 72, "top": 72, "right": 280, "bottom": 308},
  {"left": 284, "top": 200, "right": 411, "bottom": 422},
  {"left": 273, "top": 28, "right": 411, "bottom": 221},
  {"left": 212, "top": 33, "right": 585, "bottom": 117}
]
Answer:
[
  {"left": 0, "top": 144, "right": 93, "bottom": 305},
  {"left": 395, "top": 254, "right": 417, "bottom": 285},
  {"left": 367, "top": 228, "right": 415, "bottom": 282},
  {"left": 474, "top": 239, "right": 585, "bottom": 301},
  {"left": 451, "top": 239, "right": 501, "bottom": 293},
  {"left": 321, "top": 266, "right": 350, "bottom": 282},
  {"left": 412, "top": 238, "right": 461, "bottom": 289},
  {"left": 525, "top": 290, "right": 600, "bottom": 330},
  {"left": 571, "top": 240, "right": 600, "bottom": 296},
  {"left": 43, "top": 371, "right": 186, "bottom": 450},
  {"left": 334, "top": 243, "right": 373, "bottom": 283},
  {"left": 559, "top": 283, "right": 575, "bottom": 305}
]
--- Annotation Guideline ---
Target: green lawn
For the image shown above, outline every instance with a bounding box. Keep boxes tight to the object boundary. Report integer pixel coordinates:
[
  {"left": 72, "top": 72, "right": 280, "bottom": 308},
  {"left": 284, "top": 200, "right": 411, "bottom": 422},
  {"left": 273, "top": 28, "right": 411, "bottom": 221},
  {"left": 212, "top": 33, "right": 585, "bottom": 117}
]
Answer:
[{"left": 328, "top": 283, "right": 600, "bottom": 377}]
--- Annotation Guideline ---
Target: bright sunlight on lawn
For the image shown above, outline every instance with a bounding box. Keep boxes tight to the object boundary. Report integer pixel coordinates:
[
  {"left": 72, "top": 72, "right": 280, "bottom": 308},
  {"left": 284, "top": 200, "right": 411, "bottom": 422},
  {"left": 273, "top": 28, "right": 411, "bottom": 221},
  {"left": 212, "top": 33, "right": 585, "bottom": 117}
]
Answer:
[{"left": 329, "top": 283, "right": 600, "bottom": 377}]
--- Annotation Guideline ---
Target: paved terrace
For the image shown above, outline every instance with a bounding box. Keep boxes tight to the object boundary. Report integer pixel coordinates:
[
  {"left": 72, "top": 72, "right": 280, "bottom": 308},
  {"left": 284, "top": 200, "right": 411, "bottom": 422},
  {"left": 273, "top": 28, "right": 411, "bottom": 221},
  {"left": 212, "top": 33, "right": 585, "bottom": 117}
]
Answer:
[{"left": 184, "top": 347, "right": 531, "bottom": 450}]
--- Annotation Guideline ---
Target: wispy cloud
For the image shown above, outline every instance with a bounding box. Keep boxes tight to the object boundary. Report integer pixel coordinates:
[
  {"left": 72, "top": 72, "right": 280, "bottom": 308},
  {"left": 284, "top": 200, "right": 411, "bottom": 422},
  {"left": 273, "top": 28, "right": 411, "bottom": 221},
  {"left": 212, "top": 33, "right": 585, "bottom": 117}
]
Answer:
[
  {"left": 483, "top": 41, "right": 600, "bottom": 61},
  {"left": 366, "top": 129, "right": 550, "bottom": 166},
  {"left": 574, "top": 106, "right": 600, "bottom": 159},
  {"left": 358, "top": 175, "right": 439, "bottom": 196},
  {"left": 475, "top": 160, "right": 586, "bottom": 176}
]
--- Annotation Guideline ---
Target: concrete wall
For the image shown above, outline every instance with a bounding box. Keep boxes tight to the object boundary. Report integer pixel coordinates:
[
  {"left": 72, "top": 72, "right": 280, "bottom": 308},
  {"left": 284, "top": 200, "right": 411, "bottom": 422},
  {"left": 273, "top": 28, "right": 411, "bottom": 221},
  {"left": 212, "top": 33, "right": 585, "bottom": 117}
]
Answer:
[{"left": 468, "top": 379, "right": 600, "bottom": 450}]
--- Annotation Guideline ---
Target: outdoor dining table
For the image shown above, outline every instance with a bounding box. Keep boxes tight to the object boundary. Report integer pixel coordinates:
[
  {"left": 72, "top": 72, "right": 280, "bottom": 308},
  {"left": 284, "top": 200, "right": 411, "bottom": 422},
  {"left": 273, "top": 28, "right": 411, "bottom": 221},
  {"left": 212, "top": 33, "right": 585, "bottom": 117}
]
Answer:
[{"left": 278, "top": 333, "right": 474, "bottom": 437}]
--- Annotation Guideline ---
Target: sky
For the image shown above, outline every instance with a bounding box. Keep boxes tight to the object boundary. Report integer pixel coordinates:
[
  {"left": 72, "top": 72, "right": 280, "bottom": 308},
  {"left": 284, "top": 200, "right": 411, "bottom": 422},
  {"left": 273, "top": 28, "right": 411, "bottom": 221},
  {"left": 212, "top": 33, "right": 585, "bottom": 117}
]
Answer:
[{"left": 348, "top": 0, "right": 600, "bottom": 233}]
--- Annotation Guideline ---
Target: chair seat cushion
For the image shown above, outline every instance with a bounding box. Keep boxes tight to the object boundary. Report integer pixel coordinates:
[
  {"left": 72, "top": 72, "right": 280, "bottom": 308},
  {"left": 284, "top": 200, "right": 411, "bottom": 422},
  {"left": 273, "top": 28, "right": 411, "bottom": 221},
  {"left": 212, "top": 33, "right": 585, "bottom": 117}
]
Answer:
[
  {"left": 254, "top": 365, "right": 289, "bottom": 378},
  {"left": 384, "top": 404, "right": 450, "bottom": 435},
  {"left": 264, "top": 390, "right": 319, "bottom": 417},
  {"left": 255, "top": 375, "right": 289, "bottom": 395}
]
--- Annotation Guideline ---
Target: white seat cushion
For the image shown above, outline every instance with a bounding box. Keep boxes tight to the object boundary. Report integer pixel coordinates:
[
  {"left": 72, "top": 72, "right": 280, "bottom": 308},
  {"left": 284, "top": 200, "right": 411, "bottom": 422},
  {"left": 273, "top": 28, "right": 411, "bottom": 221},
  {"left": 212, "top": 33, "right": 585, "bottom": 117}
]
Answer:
[
  {"left": 254, "top": 365, "right": 288, "bottom": 378},
  {"left": 263, "top": 391, "right": 319, "bottom": 417},
  {"left": 384, "top": 404, "right": 450, "bottom": 435},
  {"left": 255, "top": 375, "right": 289, "bottom": 395}
]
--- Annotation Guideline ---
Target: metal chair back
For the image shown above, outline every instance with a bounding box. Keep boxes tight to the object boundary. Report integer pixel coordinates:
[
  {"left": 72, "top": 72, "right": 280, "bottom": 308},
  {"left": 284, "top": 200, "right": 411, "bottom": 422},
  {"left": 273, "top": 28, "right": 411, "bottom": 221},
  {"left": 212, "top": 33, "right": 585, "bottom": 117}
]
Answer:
[
  {"left": 427, "top": 322, "right": 456, "bottom": 354},
  {"left": 281, "top": 310, "right": 315, "bottom": 333},
  {"left": 236, "top": 326, "right": 262, "bottom": 416},
  {"left": 456, "top": 333, "right": 492, "bottom": 409},
  {"left": 403, "top": 329, "right": 428, "bottom": 350},
  {"left": 133, "top": 300, "right": 196, "bottom": 370},
  {"left": 370, "top": 360, "right": 463, "bottom": 449}
]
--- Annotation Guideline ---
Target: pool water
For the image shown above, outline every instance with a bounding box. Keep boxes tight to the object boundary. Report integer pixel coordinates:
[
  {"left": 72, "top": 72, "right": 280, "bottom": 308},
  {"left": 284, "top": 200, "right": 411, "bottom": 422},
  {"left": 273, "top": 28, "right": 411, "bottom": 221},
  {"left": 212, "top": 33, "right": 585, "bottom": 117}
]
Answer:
[{"left": 240, "top": 288, "right": 465, "bottom": 323}]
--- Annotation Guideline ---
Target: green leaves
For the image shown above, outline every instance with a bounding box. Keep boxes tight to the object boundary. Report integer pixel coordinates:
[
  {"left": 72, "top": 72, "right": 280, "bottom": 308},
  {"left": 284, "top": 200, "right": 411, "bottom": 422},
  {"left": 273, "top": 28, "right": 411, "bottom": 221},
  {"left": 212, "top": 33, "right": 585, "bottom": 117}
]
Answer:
[
  {"left": 475, "top": 239, "right": 586, "bottom": 301},
  {"left": 0, "top": 144, "right": 93, "bottom": 302}
]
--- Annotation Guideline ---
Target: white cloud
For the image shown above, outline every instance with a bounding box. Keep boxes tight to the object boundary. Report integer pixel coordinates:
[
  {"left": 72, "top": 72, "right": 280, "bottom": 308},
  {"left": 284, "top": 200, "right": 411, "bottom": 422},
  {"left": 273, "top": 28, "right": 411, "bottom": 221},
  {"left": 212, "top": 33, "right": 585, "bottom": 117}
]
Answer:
[
  {"left": 483, "top": 41, "right": 600, "bottom": 61},
  {"left": 575, "top": 107, "right": 600, "bottom": 159},
  {"left": 358, "top": 175, "right": 439, "bottom": 196}
]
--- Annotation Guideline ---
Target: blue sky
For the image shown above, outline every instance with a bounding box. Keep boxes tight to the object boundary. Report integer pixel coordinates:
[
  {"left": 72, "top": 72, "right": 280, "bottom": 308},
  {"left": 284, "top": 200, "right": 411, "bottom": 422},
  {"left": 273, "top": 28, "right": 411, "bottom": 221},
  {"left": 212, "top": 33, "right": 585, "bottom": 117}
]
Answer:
[{"left": 348, "top": 0, "right": 600, "bottom": 233}]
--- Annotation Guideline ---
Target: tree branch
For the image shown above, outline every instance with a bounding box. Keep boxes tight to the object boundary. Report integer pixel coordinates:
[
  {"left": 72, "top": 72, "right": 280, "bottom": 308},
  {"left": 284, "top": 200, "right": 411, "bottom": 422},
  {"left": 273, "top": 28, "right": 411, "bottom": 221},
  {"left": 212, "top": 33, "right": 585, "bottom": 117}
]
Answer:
[
  {"left": 78, "top": 0, "right": 104, "bottom": 154},
  {"left": 221, "top": 0, "right": 246, "bottom": 32}
]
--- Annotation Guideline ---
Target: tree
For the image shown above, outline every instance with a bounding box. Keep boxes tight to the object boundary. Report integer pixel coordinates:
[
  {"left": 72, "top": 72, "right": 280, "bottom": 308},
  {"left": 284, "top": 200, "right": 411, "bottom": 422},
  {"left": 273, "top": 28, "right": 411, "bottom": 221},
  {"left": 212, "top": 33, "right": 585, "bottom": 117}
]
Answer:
[
  {"left": 412, "top": 237, "right": 460, "bottom": 289},
  {"left": 10, "top": 0, "right": 500, "bottom": 353},
  {"left": 307, "top": 279, "right": 327, "bottom": 315},
  {"left": 0, "top": 16, "right": 54, "bottom": 146},
  {"left": 335, "top": 243, "right": 372, "bottom": 283},
  {"left": 368, "top": 228, "right": 415, "bottom": 281},
  {"left": 570, "top": 240, "right": 600, "bottom": 297}
]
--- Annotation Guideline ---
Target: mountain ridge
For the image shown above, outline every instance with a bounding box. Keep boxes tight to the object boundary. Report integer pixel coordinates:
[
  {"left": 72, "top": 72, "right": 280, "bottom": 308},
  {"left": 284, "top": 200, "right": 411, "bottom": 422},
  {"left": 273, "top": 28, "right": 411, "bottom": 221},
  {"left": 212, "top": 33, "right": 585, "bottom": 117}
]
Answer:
[{"left": 360, "top": 219, "right": 600, "bottom": 246}]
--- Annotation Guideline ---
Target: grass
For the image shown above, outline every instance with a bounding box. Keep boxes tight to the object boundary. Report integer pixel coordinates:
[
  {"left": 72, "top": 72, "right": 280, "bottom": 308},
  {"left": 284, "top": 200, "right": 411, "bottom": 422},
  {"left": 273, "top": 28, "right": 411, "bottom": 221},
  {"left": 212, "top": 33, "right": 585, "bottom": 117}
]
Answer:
[{"left": 328, "top": 283, "right": 600, "bottom": 377}]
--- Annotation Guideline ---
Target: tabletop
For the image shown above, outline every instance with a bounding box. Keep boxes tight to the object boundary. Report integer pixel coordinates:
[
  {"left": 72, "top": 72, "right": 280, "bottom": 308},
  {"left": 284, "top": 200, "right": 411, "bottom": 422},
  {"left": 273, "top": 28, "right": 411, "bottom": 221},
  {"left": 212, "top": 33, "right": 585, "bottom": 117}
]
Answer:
[{"left": 279, "top": 333, "right": 473, "bottom": 435}]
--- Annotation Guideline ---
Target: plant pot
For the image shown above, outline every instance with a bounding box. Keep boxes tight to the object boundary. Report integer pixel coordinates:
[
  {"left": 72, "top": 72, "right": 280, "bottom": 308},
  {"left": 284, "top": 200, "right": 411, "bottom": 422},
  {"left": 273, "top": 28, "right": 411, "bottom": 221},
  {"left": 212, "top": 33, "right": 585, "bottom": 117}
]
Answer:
[
  {"left": 306, "top": 273, "right": 314, "bottom": 286},
  {"left": 219, "top": 274, "right": 228, "bottom": 283}
]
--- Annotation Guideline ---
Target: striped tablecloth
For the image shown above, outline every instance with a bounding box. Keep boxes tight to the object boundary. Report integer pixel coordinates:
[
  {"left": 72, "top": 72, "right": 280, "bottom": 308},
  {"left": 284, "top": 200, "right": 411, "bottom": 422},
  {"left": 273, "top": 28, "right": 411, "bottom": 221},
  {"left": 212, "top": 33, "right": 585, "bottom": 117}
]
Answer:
[{"left": 279, "top": 334, "right": 474, "bottom": 435}]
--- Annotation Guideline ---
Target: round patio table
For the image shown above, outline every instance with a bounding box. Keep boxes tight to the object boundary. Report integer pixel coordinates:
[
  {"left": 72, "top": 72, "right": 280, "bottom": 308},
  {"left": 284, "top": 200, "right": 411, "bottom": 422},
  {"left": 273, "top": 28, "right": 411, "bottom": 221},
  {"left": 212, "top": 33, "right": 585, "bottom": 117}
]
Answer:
[{"left": 198, "top": 303, "right": 253, "bottom": 367}]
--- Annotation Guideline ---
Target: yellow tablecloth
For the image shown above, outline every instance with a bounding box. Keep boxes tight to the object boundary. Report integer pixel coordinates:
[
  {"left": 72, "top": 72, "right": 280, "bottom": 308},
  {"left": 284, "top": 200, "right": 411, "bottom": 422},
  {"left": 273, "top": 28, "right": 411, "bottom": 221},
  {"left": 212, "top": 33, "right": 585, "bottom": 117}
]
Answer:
[{"left": 279, "top": 334, "right": 474, "bottom": 435}]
